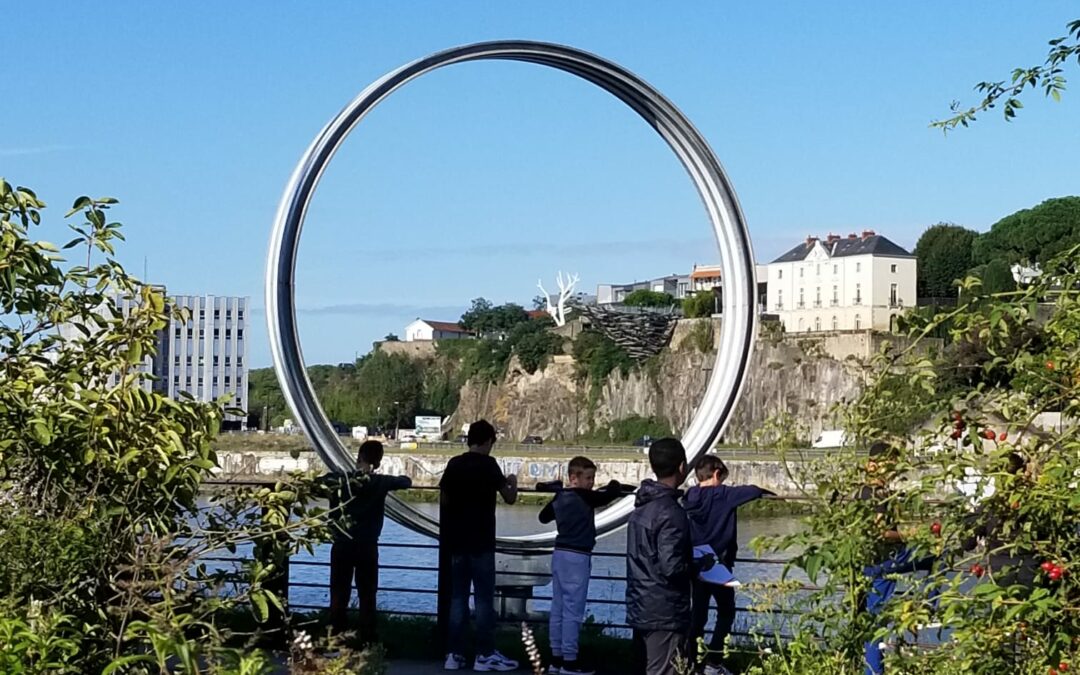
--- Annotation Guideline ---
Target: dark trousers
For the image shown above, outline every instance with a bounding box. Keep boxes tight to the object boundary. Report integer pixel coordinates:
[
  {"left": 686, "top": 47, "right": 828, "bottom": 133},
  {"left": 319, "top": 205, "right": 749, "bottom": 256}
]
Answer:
[
  {"left": 329, "top": 540, "right": 379, "bottom": 643},
  {"left": 691, "top": 579, "right": 736, "bottom": 665},
  {"left": 448, "top": 551, "right": 497, "bottom": 657},
  {"left": 633, "top": 629, "right": 689, "bottom": 675}
]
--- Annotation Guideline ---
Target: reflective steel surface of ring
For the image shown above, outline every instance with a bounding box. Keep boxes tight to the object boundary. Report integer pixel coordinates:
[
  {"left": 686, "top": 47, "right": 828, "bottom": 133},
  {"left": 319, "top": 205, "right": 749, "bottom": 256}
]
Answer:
[{"left": 266, "top": 41, "right": 757, "bottom": 550}]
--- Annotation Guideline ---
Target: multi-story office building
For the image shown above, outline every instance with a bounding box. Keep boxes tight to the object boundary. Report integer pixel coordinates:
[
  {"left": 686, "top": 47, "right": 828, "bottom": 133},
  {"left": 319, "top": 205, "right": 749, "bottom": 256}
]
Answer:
[
  {"left": 167, "top": 295, "right": 249, "bottom": 427},
  {"left": 766, "top": 230, "right": 916, "bottom": 333},
  {"left": 56, "top": 292, "right": 250, "bottom": 427}
]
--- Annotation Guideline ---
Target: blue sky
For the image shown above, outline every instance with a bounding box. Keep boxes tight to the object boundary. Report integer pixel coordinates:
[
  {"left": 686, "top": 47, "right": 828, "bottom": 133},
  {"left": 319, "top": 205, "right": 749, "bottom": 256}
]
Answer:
[{"left": 8, "top": 2, "right": 1079, "bottom": 366}]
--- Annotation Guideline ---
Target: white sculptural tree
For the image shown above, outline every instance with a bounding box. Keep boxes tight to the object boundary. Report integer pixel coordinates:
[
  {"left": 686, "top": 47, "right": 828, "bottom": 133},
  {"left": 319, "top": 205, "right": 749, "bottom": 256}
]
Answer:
[{"left": 537, "top": 271, "right": 580, "bottom": 327}]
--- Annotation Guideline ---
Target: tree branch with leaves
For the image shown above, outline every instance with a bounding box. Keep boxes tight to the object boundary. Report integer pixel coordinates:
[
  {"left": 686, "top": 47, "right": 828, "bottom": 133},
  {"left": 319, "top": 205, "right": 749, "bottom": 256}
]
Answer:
[{"left": 933, "top": 18, "right": 1080, "bottom": 131}]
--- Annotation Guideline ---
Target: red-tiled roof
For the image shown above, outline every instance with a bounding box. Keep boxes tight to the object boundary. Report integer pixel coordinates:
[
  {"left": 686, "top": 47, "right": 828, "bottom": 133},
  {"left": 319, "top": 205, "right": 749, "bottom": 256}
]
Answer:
[
  {"left": 526, "top": 309, "right": 549, "bottom": 319},
  {"left": 424, "top": 320, "right": 470, "bottom": 333}
]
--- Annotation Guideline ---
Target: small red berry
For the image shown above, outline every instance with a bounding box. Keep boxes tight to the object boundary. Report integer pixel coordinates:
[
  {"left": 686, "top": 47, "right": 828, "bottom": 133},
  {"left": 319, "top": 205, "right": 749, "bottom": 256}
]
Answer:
[
  {"left": 971, "top": 563, "right": 984, "bottom": 578},
  {"left": 1051, "top": 668, "right": 1059, "bottom": 675},
  {"left": 1049, "top": 569, "right": 1062, "bottom": 581},
  {"left": 930, "top": 522, "right": 942, "bottom": 536},
  {"left": 1059, "top": 663, "right": 1069, "bottom": 673},
  {"left": 983, "top": 429, "right": 996, "bottom": 440},
  {"left": 950, "top": 430, "right": 962, "bottom": 440},
  {"left": 1010, "top": 500, "right": 1020, "bottom": 510},
  {"left": 952, "top": 410, "right": 963, "bottom": 421},
  {"left": 1042, "top": 561, "right": 1055, "bottom": 572},
  {"left": 1047, "top": 361, "right": 1055, "bottom": 370}
]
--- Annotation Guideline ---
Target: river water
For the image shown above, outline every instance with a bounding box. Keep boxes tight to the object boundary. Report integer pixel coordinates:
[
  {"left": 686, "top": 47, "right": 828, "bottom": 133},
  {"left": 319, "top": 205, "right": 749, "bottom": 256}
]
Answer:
[{"left": 279, "top": 503, "right": 806, "bottom": 636}]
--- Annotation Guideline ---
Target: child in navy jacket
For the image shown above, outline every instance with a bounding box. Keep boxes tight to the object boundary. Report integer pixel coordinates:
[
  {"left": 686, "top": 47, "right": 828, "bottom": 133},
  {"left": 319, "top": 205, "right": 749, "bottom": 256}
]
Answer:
[
  {"left": 684, "top": 455, "right": 773, "bottom": 675},
  {"left": 537, "top": 457, "right": 627, "bottom": 674}
]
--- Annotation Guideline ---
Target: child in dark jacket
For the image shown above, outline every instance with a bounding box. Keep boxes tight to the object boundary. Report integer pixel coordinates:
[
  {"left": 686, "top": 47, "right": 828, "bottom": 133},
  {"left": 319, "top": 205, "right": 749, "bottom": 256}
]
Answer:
[
  {"left": 322, "top": 440, "right": 412, "bottom": 642},
  {"left": 537, "top": 457, "right": 627, "bottom": 675},
  {"left": 684, "top": 455, "right": 773, "bottom": 675},
  {"left": 627, "top": 438, "right": 715, "bottom": 675}
]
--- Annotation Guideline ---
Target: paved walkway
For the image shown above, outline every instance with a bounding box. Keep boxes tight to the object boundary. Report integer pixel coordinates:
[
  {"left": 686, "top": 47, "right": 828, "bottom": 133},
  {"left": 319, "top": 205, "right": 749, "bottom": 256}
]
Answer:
[{"left": 387, "top": 661, "right": 446, "bottom": 674}]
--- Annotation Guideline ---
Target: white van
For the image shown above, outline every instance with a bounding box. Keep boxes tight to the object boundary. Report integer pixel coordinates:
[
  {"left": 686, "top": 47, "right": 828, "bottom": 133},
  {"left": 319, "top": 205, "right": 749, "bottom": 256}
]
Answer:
[{"left": 811, "top": 430, "right": 847, "bottom": 448}]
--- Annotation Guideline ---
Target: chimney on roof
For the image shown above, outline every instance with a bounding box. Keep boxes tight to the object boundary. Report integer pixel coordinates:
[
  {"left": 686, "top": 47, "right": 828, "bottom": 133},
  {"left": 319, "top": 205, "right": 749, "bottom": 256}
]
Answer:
[
  {"left": 805, "top": 235, "right": 819, "bottom": 246},
  {"left": 861, "top": 229, "right": 876, "bottom": 240},
  {"left": 848, "top": 232, "right": 858, "bottom": 240},
  {"left": 826, "top": 233, "right": 840, "bottom": 244}
]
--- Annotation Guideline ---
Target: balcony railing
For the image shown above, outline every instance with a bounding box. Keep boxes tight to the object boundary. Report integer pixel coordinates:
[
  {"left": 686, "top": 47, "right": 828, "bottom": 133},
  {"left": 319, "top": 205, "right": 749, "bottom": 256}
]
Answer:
[{"left": 796, "top": 301, "right": 805, "bottom": 309}]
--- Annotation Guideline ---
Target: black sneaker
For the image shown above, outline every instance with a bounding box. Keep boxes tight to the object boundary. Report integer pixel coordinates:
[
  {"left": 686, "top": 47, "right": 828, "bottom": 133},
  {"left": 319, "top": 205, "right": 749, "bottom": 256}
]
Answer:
[
  {"left": 561, "top": 660, "right": 595, "bottom": 675},
  {"left": 548, "top": 655, "right": 563, "bottom": 674}
]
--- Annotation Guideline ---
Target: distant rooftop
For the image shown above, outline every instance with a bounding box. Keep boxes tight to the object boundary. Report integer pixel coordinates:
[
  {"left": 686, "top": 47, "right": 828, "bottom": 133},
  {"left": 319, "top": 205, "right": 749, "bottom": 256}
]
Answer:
[
  {"left": 420, "top": 319, "right": 470, "bottom": 333},
  {"left": 771, "top": 230, "right": 914, "bottom": 263}
]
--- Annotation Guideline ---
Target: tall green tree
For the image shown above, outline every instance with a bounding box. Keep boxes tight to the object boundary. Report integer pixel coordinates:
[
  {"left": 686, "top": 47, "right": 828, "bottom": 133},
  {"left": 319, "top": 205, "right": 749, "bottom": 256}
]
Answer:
[
  {"left": 974, "top": 196, "right": 1080, "bottom": 267},
  {"left": 913, "top": 223, "right": 978, "bottom": 298}
]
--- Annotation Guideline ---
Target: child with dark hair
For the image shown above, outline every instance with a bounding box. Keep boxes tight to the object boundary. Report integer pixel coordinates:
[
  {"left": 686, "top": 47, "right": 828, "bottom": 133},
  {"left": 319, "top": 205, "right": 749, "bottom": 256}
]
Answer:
[
  {"left": 537, "top": 456, "right": 628, "bottom": 674},
  {"left": 324, "top": 439, "right": 412, "bottom": 641},
  {"left": 440, "top": 419, "right": 519, "bottom": 672},
  {"left": 627, "top": 438, "right": 710, "bottom": 675},
  {"left": 684, "top": 454, "right": 773, "bottom": 675}
]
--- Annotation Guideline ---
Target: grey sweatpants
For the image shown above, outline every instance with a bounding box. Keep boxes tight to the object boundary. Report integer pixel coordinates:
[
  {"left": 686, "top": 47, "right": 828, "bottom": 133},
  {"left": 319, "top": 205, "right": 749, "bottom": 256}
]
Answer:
[{"left": 550, "top": 549, "right": 591, "bottom": 661}]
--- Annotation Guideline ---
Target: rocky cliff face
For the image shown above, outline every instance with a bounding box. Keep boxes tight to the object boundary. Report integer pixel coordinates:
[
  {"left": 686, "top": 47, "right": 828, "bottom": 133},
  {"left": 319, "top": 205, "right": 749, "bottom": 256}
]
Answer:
[{"left": 451, "top": 319, "right": 867, "bottom": 444}]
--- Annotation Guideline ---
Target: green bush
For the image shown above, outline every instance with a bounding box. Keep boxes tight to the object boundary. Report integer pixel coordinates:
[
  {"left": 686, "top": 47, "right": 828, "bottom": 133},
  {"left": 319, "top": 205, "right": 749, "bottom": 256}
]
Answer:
[
  {"left": 583, "top": 414, "right": 673, "bottom": 444},
  {"left": 622, "top": 289, "right": 676, "bottom": 308},
  {"left": 747, "top": 246, "right": 1080, "bottom": 674},
  {"left": 682, "top": 291, "right": 716, "bottom": 318},
  {"left": 0, "top": 182, "right": 374, "bottom": 673}
]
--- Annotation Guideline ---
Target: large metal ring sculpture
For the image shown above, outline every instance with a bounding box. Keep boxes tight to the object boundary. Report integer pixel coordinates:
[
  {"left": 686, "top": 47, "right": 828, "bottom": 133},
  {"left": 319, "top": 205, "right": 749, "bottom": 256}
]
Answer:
[{"left": 266, "top": 41, "right": 757, "bottom": 551}]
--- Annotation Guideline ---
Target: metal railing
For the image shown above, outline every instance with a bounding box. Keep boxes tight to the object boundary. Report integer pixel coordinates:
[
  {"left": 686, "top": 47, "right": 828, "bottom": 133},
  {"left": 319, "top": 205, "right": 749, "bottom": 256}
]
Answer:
[{"left": 197, "top": 482, "right": 809, "bottom": 642}]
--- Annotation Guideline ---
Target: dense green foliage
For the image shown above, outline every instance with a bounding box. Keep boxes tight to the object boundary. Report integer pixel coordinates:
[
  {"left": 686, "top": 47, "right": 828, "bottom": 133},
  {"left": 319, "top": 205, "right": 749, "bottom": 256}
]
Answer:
[
  {"left": 0, "top": 182, "right": 375, "bottom": 673},
  {"left": 748, "top": 247, "right": 1080, "bottom": 674},
  {"left": 458, "top": 297, "right": 528, "bottom": 336},
  {"left": 581, "top": 414, "right": 672, "bottom": 444},
  {"left": 250, "top": 316, "right": 563, "bottom": 431},
  {"left": 974, "top": 257, "right": 1018, "bottom": 295},
  {"left": 974, "top": 196, "right": 1080, "bottom": 267},
  {"left": 681, "top": 291, "right": 716, "bottom": 318},
  {"left": 914, "top": 223, "right": 978, "bottom": 298},
  {"left": 621, "top": 289, "right": 676, "bottom": 308},
  {"left": 571, "top": 330, "right": 633, "bottom": 383}
]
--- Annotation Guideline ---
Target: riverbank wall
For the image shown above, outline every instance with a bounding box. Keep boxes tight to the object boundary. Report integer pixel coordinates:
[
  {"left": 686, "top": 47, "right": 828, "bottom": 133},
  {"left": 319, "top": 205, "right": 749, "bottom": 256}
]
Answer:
[{"left": 214, "top": 449, "right": 811, "bottom": 497}]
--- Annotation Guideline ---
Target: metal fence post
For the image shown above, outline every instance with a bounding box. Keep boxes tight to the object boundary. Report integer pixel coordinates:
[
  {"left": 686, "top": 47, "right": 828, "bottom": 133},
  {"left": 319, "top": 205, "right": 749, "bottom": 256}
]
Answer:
[{"left": 437, "top": 532, "right": 452, "bottom": 648}]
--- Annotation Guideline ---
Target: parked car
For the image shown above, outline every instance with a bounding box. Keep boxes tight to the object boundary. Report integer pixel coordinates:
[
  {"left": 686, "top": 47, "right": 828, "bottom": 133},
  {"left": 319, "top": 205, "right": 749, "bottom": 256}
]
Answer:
[
  {"left": 522, "top": 435, "right": 544, "bottom": 445},
  {"left": 632, "top": 435, "right": 653, "bottom": 447},
  {"left": 456, "top": 434, "right": 468, "bottom": 444}
]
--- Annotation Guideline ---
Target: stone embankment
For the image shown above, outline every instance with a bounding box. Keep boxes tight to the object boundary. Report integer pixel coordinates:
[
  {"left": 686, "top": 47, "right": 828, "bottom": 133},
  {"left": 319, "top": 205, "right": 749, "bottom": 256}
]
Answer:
[
  {"left": 214, "top": 447, "right": 813, "bottom": 497},
  {"left": 449, "top": 319, "right": 939, "bottom": 446}
]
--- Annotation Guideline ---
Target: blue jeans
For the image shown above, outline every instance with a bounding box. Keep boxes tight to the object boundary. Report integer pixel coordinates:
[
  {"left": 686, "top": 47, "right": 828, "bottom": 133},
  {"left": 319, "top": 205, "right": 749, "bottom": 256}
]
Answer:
[
  {"left": 550, "top": 549, "right": 591, "bottom": 661},
  {"left": 863, "top": 548, "right": 935, "bottom": 675},
  {"left": 448, "top": 551, "right": 496, "bottom": 657}
]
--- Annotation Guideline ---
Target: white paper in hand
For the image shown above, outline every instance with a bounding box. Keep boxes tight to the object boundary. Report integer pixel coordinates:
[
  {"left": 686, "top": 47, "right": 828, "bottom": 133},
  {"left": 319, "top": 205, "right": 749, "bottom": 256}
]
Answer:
[{"left": 693, "top": 544, "right": 741, "bottom": 587}]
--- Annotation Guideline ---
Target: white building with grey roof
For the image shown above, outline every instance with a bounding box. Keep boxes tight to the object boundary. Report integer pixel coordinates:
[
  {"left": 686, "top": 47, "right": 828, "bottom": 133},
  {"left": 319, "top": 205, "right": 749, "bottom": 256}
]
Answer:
[{"left": 766, "top": 230, "right": 916, "bottom": 333}]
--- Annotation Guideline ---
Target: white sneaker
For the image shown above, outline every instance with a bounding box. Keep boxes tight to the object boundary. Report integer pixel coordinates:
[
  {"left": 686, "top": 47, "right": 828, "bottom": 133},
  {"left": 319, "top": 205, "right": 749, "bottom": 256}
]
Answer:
[
  {"left": 474, "top": 650, "right": 519, "bottom": 671},
  {"left": 445, "top": 653, "right": 467, "bottom": 670}
]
